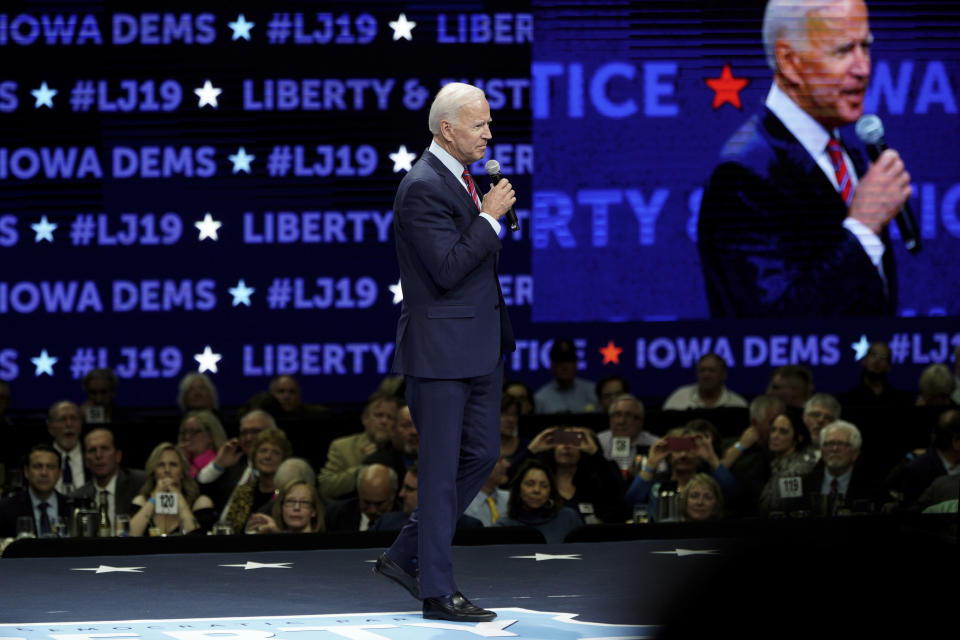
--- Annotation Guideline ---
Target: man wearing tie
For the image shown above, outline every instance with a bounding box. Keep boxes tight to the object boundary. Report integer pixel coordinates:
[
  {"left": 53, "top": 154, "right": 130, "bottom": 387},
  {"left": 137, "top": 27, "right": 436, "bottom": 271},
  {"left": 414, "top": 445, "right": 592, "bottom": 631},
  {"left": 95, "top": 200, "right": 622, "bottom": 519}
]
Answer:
[
  {"left": 0, "top": 445, "right": 69, "bottom": 538},
  {"left": 373, "top": 82, "right": 516, "bottom": 622},
  {"left": 48, "top": 400, "right": 85, "bottom": 493},
  {"left": 698, "top": 0, "right": 913, "bottom": 317}
]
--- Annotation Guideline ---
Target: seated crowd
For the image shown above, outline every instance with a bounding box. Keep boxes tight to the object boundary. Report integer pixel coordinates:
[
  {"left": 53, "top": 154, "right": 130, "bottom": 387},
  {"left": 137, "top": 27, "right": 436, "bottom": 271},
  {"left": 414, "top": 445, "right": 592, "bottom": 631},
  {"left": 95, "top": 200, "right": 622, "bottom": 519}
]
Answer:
[{"left": 1, "top": 340, "right": 958, "bottom": 549}]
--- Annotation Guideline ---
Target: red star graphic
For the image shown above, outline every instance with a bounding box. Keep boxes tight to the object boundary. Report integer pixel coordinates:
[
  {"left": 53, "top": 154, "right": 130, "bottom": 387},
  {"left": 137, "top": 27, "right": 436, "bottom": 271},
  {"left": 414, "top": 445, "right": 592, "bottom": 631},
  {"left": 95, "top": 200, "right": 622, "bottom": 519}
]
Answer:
[
  {"left": 705, "top": 64, "right": 749, "bottom": 110},
  {"left": 599, "top": 340, "right": 623, "bottom": 365}
]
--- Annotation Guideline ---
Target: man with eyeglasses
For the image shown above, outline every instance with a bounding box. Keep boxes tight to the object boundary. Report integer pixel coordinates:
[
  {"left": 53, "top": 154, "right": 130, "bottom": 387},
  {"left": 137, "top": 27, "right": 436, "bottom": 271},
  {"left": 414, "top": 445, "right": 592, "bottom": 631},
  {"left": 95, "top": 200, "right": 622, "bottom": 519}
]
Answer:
[
  {"left": 197, "top": 409, "right": 274, "bottom": 511},
  {"left": 802, "top": 420, "right": 879, "bottom": 514},
  {"left": 596, "top": 394, "right": 659, "bottom": 476},
  {"left": 801, "top": 393, "right": 842, "bottom": 462}
]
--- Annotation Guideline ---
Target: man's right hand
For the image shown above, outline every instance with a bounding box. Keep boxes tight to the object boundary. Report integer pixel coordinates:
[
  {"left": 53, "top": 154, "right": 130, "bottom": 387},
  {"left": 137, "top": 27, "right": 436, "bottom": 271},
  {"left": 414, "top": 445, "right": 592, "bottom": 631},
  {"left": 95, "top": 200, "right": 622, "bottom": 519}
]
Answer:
[
  {"left": 848, "top": 148, "right": 911, "bottom": 234},
  {"left": 480, "top": 178, "right": 516, "bottom": 220}
]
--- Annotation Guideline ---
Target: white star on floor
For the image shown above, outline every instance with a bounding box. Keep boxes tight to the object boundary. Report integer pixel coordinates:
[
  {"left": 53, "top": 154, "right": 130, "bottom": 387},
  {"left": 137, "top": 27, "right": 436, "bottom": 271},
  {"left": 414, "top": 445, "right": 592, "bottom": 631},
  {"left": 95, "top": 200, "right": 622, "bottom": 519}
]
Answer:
[
  {"left": 389, "top": 280, "right": 403, "bottom": 304},
  {"left": 652, "top": 548, "right": 719, "bottom": 556},
  {"left": 31, "top": 215, "right": 58, "bottom": 242},
  {"left": 851, "top": 334, "right": 870, "bottom": 361},
  {"left": 228, "top": 14, "right": 255, "bottom": 41},
  {"left": 194, "top": 346, "right": 222, "bottom": 374},
  {"left": 389, "top": 145, "right": 416, "bottom": 172},
  {"left": 389, "top": 13, "right": 417, "bottom": 41},
  {"left": 220, "top": 561, "right": 293, "bottom": 570},
  {"left": 228, "top": 146, "right": 255, "bottom": 174},
  {"left": 72, "top": 565, "right": 145, "bottom": 574},
  {"left": 509, "top": 553, "right": 582, "bottom": 561},
  {"left": 195, "top": 213, "right": 222, "bottom": 240},
  {"left": 31, "top": 350, "right": 58, "bottom": 377},
  {"left": 229, "top": 279, "right": 255, "bottom": 306},
  {"left": 31, "top": 81, "right": 58, "bottom": 108},
  {"left": 194, "top": 80, "right": 223, "bottom": 108}
]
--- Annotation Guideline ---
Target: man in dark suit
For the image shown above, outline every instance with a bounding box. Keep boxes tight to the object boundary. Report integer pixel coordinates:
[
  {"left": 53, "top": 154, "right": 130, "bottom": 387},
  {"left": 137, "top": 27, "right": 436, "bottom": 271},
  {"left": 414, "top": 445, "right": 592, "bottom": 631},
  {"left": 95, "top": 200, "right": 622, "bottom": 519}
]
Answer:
[
  {"left": 326, "top": 463, "right": 398, "bottom": 532},
  {"left": 802, "top": 420, "right": 880, "bottom": 513},
  {"left": 374, "top": 82, "right": 516, "bottom": 622},
  {"left": 0, "top": 444, "right": 69, "bottom": 538},
  {"left": 898, "top": 409, "right": 960, "bottom": 506},
  {"left": 698, "top": 0, "right": 912, "bottom": 317},
  {"left": 71, "top": 428, "right": 146, "bottom": 530}
]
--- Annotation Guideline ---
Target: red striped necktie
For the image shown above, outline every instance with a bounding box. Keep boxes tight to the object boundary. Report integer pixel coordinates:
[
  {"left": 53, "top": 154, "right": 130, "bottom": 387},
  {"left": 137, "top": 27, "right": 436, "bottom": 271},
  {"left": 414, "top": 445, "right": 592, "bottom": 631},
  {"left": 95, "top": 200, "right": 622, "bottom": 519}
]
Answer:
[
  {"left": 826, "top": 138, "right": 853, "bottom": 207},
  {"left": 462, "top": 169, "right": 482, "bottom": 211}
]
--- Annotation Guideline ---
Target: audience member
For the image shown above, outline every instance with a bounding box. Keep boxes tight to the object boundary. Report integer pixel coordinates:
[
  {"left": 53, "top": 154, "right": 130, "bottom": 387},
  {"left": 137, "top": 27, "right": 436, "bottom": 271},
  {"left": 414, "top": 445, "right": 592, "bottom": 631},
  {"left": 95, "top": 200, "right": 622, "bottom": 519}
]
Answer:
[
  {"left": 840, "top": 342, "right": 911, "bottom": 407},
  {"left": 224, "top": 427, "right": 292, "bottom": 532},
  {"left": 595, "top": 375, "right": 630, "bottom": 413},
  {"left": 269, "top": 375, "right": 329, "bottom": 420},
  {"left": 325, "top": 463, "right": 398, "bottom": 532},
  {"left": 801, "top": 420, "right": 880, "bottom": 515},
  {"left": 767, "top": 365, "right": 814, "bottom": 409},
  {"left": 79, "top": 368, "right": 124, "bottom": 424},
  {"left": 197, "top": 409, "right": 274, "bottom": 511},
  {"left": 47, "top": 400, "right": 84, "bottom": 493},
  {"left": 246, "top": 479, "right": 325, "bottom": 534},
  {"left": 129, "top": 443, "right": 215, "bottom": 536},
  {"left": 627, "top": 426, "right": 738, "bottom": 520},
  {"left": 915, "top": 472, "right": 960, "bottom": 513},
  {"left": 496, "top": 459, "right": 583, "bottom": 543},
  {"left": 721, "top": 394, "right": 785, "bottom": 511},
  {"left": 0, "top": 444, "right": 69, "bottom": 538},
  {"left": 519, "top": 425, "right": 624, "bottom": 523},
  {"left": 758, "top": 413, "right": 816, "bottom": 514},
  {"left": 176, "top": 373, "right": 219, "bottom": 413},
  {"left": 374, "top": 463, "right": 481, "bottom": 531},
  {"left": 503, "top": 379, "right": 535, "bottom": 415},
  {"left": 679, "top": 473, "right": 724, "bottom": 521},
  {"left": 464, "top": 455, "right": 511, "bottom": 526},
  {"left": 534, "top": 339, "right": 598, "bottom": 413},
  {"left": 364, "top": 401, "right": 418, "bottom": 483},
  {"left": 596, "top": 394, "right": 659, "bottom": 476},
  {"left": 71, "top": 428, "right": 146, "bottom": 532},
  {"left": 916, "top": 363, "right": 956, "bottom": 406},
  {"left": 896, "top": 409, "right": 960, "bottom": 506},
  {"left": 662, "top": 354, "right": 747, "bottom": 410},
  {"left": 177, "top": 410, "right": 227, "bottom": 478},
  {"left": 801, "top": 393, "right": 841, "bottom": 462},
  {"left": 318, "top": 392, "right": 398, "bottom": 499},
  {"left": 498, "top": 393, "right": 527, "bottom": 473}
]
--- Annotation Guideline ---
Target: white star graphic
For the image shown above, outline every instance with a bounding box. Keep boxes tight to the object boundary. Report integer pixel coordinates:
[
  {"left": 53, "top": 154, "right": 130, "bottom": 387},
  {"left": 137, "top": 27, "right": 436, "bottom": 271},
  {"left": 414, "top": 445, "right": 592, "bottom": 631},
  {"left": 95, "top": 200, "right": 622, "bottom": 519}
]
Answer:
[
  {"left": 228, "top": 13, "right": 255, "bottom": 41},
  {"left": 72, "top": 565, "right": 145, "bottom": 574},
  {"left": 31, "top": 350, "right": 58, "bottom": 377},
  {"left": 652, "top": 548, "right": 720, "bottom": 556},
  {"left": 194, "top": 80, "right": 223, "bottom": 108},
  {"left": 228, "top": 146, "right": 255, "bottom": 174},
  {"left": 195, "top": 213, "right": 222, "bottom": 240},
  {"left": 194, "top": 346, "right": 222, "bottom": 374},
  {"left": 31, "top": 81, "right": 58, "bottom": 109},
  {"left": 509, "top": 553, "right": 582, "bottom": 561},
  {"left": 228, "top": 279, "right": 255, "bottom": 307},
  {"left": 389, "top": 13, "right": 417, "bottom": 41},
  {"left": 389, "top": 145, "right": 417, "bottom": 173},
  {"left": 31, "top": 215, "right": 58, "bottom": 242},
  {"left": 389, "top": 280, "right": 403, "bottom": 304},
  {"left": 220, "top": 561, "right": 293, "bottom": 570},
  {"left": 851, "top": 334, "right": 870, "bottom": 361}
]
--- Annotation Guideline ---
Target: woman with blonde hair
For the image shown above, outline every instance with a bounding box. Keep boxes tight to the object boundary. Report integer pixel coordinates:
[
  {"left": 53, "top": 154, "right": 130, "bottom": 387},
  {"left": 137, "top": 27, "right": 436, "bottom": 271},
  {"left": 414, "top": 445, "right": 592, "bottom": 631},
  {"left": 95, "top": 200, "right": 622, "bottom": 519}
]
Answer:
[
  {"left": 679, "top": 473, "right": 724, "bottom": 521},
  {"left": 177, "top": 410, "right": 227, "bottom": 478},
  {"left": 129, "top": 442, "right": 215, "bottom": 536},
  {"left": 245, "top": 479, "right": 325, "bottom": 534},
  {"left": 224, "top": 427, "right": 293, "bottom": 532}
]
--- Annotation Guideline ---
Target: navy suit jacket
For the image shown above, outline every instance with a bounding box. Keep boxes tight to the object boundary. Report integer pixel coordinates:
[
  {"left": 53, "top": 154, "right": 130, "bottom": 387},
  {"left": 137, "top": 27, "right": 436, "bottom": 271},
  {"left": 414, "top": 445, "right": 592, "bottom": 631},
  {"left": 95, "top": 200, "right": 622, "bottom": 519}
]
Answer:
[
  {"left": 0, "top": 490, "right": 70, "bottom": 537},
  {"left": 392, "top": 149, "right": 515, "bottom": 379},
  {"left": 698, "top": 107, "right": 896, "bottom": 317}
]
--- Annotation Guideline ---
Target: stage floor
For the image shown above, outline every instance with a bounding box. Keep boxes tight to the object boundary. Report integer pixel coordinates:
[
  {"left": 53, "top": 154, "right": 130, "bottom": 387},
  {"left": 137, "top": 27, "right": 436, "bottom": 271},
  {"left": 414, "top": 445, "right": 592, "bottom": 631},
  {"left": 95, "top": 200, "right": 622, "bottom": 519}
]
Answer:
[{"left": 0, "top": 539, "right": 730, "bottom": 638}]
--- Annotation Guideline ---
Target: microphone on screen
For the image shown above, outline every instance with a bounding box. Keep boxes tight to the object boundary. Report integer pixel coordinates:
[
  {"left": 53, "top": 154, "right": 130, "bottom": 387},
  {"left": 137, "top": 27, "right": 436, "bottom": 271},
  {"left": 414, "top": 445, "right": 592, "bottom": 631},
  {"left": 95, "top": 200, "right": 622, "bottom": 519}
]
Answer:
[
  {"left": 855, "top": 114, "right": 920, "bottom": 254},
  {"left": 484, "top": 159, "right": 520, "bottom": 232}
]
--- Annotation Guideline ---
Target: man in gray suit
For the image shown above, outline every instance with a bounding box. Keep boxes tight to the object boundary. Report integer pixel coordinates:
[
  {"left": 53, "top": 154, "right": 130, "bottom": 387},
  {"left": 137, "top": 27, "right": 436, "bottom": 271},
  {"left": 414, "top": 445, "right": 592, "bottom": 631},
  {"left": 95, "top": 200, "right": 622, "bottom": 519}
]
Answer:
[{"left": 71, "top": 427, "right": 145, "bottom": 533}]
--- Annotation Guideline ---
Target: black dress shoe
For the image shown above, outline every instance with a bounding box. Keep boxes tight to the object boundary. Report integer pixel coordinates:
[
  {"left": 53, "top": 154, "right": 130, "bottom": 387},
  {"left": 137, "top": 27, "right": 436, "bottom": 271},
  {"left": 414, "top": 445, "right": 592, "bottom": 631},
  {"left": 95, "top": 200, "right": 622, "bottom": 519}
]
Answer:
[
  {"left": 422, "top": 592, "right": 496, "bottom": 622},
  {"left": 373, "top": 552, "right": 420, "bottom": 600}
]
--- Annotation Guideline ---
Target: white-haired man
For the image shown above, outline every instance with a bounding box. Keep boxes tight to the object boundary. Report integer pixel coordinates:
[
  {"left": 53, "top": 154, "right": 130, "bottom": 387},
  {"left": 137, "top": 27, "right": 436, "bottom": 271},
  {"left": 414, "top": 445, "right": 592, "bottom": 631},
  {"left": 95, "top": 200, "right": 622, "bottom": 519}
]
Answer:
[
  {"left": 374, "top": 82, "right": 516, "bottom": 623},
  {"left": 802, "top": 420, "right": 878, "bottom": 514},
  {"left": 698, "top": 0, "right": 912, "bottom": 317}
]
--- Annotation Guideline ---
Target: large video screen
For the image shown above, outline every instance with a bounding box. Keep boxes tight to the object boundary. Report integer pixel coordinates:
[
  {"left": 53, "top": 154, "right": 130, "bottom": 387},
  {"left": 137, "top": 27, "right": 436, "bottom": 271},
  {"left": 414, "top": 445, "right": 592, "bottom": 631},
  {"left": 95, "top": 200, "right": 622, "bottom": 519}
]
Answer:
[{"left": 3, "top": 0, "right": 957, "bottom": 410}]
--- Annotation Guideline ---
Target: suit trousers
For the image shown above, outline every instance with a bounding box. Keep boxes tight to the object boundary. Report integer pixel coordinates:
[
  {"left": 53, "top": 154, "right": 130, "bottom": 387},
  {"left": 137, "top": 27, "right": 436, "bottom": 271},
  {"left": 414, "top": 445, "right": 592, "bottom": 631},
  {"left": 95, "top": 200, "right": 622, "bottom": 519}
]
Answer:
[{"left": 388, "top": 359, "right": 503, "bottom": 599}]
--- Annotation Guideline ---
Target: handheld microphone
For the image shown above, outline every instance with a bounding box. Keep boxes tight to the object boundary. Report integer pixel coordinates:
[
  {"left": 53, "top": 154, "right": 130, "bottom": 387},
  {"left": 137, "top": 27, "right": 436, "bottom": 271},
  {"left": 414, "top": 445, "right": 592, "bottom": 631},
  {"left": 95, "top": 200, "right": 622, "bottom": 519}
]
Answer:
[
  {"left": 855, "top": 114, "right": 920, "bottom": 254},
  {"left": 484, "top": 159, "right": 520, "bottom": 232}
]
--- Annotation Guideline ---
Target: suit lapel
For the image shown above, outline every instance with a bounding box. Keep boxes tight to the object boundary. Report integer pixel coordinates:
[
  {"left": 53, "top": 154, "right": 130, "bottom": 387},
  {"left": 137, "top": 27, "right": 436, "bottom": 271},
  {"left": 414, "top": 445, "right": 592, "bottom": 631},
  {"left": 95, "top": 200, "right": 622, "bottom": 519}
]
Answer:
[{"left": 423, "top": 150, "right": 481, "bottom": 217}]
